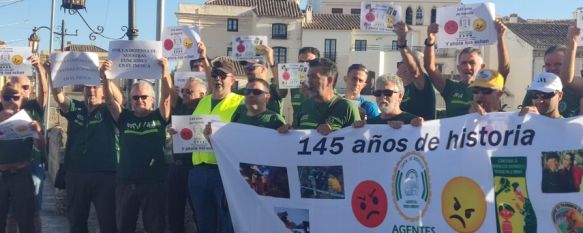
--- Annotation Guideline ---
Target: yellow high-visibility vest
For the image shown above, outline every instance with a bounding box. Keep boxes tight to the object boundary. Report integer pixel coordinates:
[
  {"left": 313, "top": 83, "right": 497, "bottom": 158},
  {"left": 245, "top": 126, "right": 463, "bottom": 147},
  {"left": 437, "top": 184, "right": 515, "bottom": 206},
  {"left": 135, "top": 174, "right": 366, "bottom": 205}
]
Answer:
[{"left": 192, "top": 93, "right": 244, "bottom": 165}]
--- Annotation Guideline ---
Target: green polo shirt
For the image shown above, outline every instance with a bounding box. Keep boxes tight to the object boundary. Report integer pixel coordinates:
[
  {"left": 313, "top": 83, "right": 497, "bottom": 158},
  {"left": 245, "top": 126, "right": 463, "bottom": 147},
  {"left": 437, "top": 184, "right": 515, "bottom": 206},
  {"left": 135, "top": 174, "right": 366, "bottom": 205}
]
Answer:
[
  {"left": 293, "top": 95, "right": 361, "bottom": 130},
  {"left": 62, "top": 100, "right": 117, "bottom": 172},
  {"left": 0, "top": 138, "right": 33, "bottom": 164},
  {"left": 117, "top": 109, "right": 168, "bottom": 184},
  {"left": 234, "top": 109, "right": 285, "bottom": 129},
  {"left": 441, "top": 79, "right": 473, "bottom": 118},
  {"left": 522, "top": 89, "right": 580, "bottom": 118},
  {"left": 366, "top": 111, "right": 418, "bottom": 124},
  {"left": 401, "top": 75, "right": 436, "bottom": 120}
]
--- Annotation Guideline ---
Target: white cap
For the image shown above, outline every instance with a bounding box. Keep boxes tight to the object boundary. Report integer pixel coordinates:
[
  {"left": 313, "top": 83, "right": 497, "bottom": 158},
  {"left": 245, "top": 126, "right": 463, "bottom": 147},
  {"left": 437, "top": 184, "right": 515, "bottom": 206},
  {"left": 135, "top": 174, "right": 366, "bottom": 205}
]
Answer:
[{"left": 527, "top": 72, "right": 563, "bottom": 93}]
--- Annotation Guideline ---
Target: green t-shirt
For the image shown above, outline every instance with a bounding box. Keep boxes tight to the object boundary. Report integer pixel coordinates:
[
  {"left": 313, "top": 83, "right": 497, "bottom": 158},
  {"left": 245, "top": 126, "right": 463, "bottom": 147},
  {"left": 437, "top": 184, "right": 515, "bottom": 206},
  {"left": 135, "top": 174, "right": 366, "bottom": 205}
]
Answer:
[
  {"left": 401, "top": 75, "right": 436, "bottom": 120},
  {"left": 234, "top": 109, "right": 285, "bottom": 129},
  {"left": 293, "top": 95, "right": 361, "bottom": 130},
  {"left": 441, "top": 79, "right": 473, "bottom": 118},
  {"left": 290, "top": 88, "right": 305, "bottom": 115},
  {"left": 63, "top": 100, "right": 118, "bottom": 172},
  {"left": 0, "top": 138, "right": 33, "bottom": 164},
  {"left": 117, "top": 109, "right": 168, "bottom": 184},
  {"left": 366, "top": 111, "right": 418, "bottom": 124},
  {"left": 522, "top": 89, "right": 580, "bottom": 118}
]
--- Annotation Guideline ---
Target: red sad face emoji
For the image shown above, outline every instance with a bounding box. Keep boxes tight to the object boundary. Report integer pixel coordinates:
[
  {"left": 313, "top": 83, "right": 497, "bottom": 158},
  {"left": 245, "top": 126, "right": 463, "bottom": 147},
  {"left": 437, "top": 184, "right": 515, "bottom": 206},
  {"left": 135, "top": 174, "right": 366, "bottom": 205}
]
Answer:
[
  {"left": 351, "top": 180, "right": 388, "bottom": 228},
  {"left": 444, "top": 20, "right": 459, "bottom": 35},
  {"left": 180, "top": 128, "right": 193, "bottom": 140}
]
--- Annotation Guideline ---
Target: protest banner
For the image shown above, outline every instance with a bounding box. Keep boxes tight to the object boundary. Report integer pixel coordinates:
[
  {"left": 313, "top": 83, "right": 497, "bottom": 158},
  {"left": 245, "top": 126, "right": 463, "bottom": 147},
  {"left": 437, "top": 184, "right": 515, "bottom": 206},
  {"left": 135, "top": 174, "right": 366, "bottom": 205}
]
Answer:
[
  {"left": 232, "top": 36, "right": 268, "bottom": 60},
  {"left": 173, "top": 71, "right": 206, "bottom": 89},
  {"left": 162, "top": 26, "right": 201, "bottom": 60},
  {"left": 277, "top": 63, "right": 309, "bottom": 89},
  {"left": 0, "top": 110, "right": 37, "bottom": 140},
  {"left": 211, "top": 113, "right": 583, "bottom": 232},
  {"left": 360, "top": 2, "right": 401, "bottom": 32},
  {"left": 0, "top": 47, "right": 32, "bottom": 76},
  {"left": 50, "top": 52, "right": 100, "bottom": 88},
  {"left": 171, "top": 115, "right": 219, "bottom": 154},
  {"left": 577, "top": 11, "right": 583, "bottom": 46},
  {"left": 436, "top": 3, "right": 497, "bottom": 48},
  {"left": 107, "top": 40, "right": 162, "bottom": 79}
]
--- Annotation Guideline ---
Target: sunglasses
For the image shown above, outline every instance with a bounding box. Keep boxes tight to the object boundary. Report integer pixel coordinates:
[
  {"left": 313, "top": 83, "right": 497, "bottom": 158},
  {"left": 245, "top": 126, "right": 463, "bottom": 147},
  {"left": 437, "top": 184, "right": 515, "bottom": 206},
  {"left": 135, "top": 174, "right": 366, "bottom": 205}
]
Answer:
[
  {"left": 2, "top": 95, "right": 21, "bottom": 101},
  {"left": 472, "top": 88, "right": 495, "bottom": 95},
  {"left": 131, "top": 95, "right": 149, "bottom": 101},
  {"left": 243, "top": 88, "right": 266, "bottom": 96},
  {"left": 373, "top": 89, "right": 397, "bottom": 97},
  {"left": 21, "top": 85, "right": 30, "bottom": 91},
  {"left": 211, "top": 70, "right": 231, "bottom": 80},
  {"left": 530, "top": 91, "right": 556, "bottom": 100},
  {"left": 181, "top": 88, "right": 194, "bottom": 95}
]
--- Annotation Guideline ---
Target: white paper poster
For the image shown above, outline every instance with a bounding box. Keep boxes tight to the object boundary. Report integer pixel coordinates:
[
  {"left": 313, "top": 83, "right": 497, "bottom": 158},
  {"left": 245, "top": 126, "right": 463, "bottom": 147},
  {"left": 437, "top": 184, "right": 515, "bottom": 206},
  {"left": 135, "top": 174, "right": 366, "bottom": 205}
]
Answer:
[
  {"left": 171, "top": 115, "right": 219, "bottom": 153},
  {"left": 0, "top": 47, "right": 32, "bottom": 76},
  {"left": 232, "top": 36, "right": 268, "bottom": 60},
  {"left": 210, "top": 113, "right": 583, "bottom": 232},
  {"left": 162, "top": 26, "right": 201, "bottom": 60},
  {"left": 50, "top": 52, "right": 100, "bottom": 88},
  {"left": 436, "top": 3, "right": 497, "bottom": 48},
  {"left": 577, "top": 11, "right": 583, "bottom": 46},
  {"left": 277, "top": 63, "right": 309, "bottom": 89},
  {"left": 107, "top": 40, "right": 163, "bottom": 79},
  {"left": 0, "top": 110, "right": 37, "bottom": 140},
  {"left": 173, "top": 71, "right": 206, "bottom": 89},
  {"left": 360, "top": 2, "right": 401, "bottom": 32}
]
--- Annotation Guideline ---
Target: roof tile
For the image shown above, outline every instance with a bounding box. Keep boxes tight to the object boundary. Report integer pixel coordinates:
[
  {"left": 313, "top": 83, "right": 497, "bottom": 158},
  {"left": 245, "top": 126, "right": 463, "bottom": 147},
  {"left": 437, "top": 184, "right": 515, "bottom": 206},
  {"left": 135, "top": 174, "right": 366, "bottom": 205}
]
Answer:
[
  {"left": 506, "top": 22, "right": 570, "bottom": 49},
  {"left": 303, "top": 14, "right": 360, "bottom": 30},
  {"left": 206, "top": 0, "right": 302, "bottom": 18}
]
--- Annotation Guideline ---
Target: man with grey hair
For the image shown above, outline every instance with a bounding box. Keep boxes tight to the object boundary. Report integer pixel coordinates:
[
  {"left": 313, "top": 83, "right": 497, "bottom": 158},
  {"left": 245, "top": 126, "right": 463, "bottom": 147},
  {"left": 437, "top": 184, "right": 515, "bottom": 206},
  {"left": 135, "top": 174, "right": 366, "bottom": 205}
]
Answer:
[{"left": 100, "top": 58, "right": 172, "bottom": 233}]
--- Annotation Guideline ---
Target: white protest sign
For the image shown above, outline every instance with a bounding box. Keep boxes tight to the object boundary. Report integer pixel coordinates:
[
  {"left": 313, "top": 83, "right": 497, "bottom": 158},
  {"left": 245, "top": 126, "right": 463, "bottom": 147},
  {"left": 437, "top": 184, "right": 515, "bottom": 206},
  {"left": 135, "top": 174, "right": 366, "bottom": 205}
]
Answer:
[
  {"left": 232, "top": 36, "right": 268, "bottom": 60},
  {"left": 360, "top": 2, "right": 401, "bottom": 32},
  {"left": 0, "top": 110, "right": 37, "bottom": 140},
  {"left": 50, "top": 52, "right": 100, "bottom": 88},
  {"left": 171, "top": 115, "right": 220, "bottom": 153},
  {"left": 108, "top": 40, "right": 162, "bottom": 79},
  {"left": 0, "top": 47, "right": 32, "bottom": 76},
  {"left": 577, "top": 11, "right": 583, "bottom": 46},
  {"left": 277, "top": 63, "right": 309, "bottom": 89},
  {"left": 436, "top": 3, "right": 496, "bottom": 48},
  {"left": 211, "top": 113, "right": 583, "bottom": 232},
  {"left": 173, "top": 71, "right": 206, "bottom": 89},
  {"left": 162, "top": 26, "right": 201, "bottom": 60}
]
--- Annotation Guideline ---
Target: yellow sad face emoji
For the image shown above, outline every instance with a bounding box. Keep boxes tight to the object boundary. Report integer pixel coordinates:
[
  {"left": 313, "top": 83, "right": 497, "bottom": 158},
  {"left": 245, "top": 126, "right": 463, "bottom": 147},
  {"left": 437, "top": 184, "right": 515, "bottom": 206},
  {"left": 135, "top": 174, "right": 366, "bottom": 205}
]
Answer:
[
  {"left": 183, "top": 38, "right": 193, "bottom": 49},
  {"left": 473, "top": 18, "right": 487, "bottom": 32},
  {"left": 441, "top": 176, "right": 487, "bottom": 233},
  {"left": 11, "top": 55, "right": 23, "bottom": 65}
]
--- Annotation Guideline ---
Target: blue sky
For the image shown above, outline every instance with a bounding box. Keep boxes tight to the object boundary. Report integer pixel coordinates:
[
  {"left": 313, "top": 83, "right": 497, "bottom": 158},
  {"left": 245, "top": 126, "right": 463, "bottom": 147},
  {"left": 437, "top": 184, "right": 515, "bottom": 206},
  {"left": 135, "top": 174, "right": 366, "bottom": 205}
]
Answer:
[{"left": 0, "top": 0, "right": 581, "bottom": 52}]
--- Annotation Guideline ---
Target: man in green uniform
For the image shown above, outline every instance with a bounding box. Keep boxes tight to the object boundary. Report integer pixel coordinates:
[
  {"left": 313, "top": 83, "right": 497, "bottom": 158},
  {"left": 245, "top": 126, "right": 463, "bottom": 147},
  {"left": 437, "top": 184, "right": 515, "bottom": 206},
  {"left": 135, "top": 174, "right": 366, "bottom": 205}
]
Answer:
[
  {"left": 366, "top": 74, "right": 422, "bottom": 126},
  {"left": 519, "top": 72, "right": 563, "bottom": 119},
  {"left": 287, "top": 47, "right": 320, "bottom": 115},
  {"left": 289, "top": 58, "right": 360, "bottom": 135},
  {"left": 424, "top": 20, "right": 510, "bottom": 117},
  {"left": 101, "top": 58, "right": 172, "bottom": 233},
  {"left": 468, "top": 69, "right": 505, "bottom": 114},
  {"left": 234, "top": 78, "right": 285, "bottom": 129},
  {"left": 240, "top": 54, "right": 285, "bottom": 115},
  {"left": 556, "top": 26, "right": 583, "bottom": 117}
]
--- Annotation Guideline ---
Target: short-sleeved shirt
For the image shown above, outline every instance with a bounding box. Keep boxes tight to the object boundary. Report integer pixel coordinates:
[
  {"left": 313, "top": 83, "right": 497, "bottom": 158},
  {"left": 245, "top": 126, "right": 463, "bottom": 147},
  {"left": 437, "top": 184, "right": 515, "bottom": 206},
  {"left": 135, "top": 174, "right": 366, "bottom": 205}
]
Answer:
[
  {"left": 366, "top": 112, "right": 418, "bottom": 124},
  {"left": 0, "top": 138, "right": 33, "bottom": 164},
  {"left": 293, "top": 95, "right": 361, "bottom": 130},
  {"left": 351, "top": 96, "right": 380, "bottom": 120},
  {"left": 522, "top": 89, "right": 580, "bottom": 118},
  {"left": 62, "top": 100, "right": 118, "bottom": 172},
  {"left": 290, "top": 88, "right": 305, "bottom": 115},
  {"left": 117, "top": 109, "right": 168, "bottom": 184},
  {"left": 441, "top": 79, "right": 473, "bottom": 118},
  {"left": 234, "top": 109, "right": 285, "bottom": 129},
  {"left": 401, "top": 75, "right": 436, "bottom": 120}
]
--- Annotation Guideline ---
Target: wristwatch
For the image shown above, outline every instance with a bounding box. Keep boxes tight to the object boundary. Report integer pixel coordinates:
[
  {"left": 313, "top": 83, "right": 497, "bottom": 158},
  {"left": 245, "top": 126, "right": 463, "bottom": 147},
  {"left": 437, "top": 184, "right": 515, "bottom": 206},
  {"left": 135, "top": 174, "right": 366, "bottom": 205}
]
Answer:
[
  {"left": 424, "top": 38, "right": 435, "bottom": 47},
  {"left": 397, "top": 40, "right": 407, "bottom": 49}
]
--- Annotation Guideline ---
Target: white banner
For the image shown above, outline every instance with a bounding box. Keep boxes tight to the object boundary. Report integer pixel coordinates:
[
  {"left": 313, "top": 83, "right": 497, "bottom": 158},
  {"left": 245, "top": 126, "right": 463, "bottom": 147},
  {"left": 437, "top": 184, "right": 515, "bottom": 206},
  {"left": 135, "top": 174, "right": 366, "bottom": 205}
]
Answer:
[
  {"left": 232, "top": 36, "right": 268, "bottom": 60},
  {"left": 0, "top": 110, "right": 37, "bottom": 140},
  {"left": 0, "top": 47, "right": 32, "bottom": 76},
  {"left": 50, "top": 52, "right": 100, "bottom": 88},
  {"left": 173, "top": 71, "right": 206, "bottom": 89},
  {"left": 171, "top": 115, "right": 219, "bottom": 153},
  {"left": 360, "top": 2, "right": 401, "bottom": 32},
  {"left": 577, "top": 11, "right": 583, "bottom": 46},
  {"left": 277, "top": 63, "right": 309, "bottom": 89},
  {"left": 211, "top": 113, "right": 583, "bottom": 233},
  {"left": 436, "top": 3, "right": 497, "bottom": 48},
  {"left": 162, "top": 26, "right": 201, "bottom": 60},
  {"left": 107, "top": 40, "right": 163, "bottom": 79}
]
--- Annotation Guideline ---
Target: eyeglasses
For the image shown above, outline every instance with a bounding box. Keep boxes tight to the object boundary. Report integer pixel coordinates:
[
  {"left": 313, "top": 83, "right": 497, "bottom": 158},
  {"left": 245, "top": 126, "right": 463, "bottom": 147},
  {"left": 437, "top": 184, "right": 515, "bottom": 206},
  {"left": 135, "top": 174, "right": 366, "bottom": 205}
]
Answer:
[
  {"left": 373, "top": 89, "right": 397, "bottom": 97},
  {"left": 211, "top": 70, "right": 232, "bottom": 80},
  {"left": 181, "top": 88, "right": 194, "bottom": 95},
  {"left": 2, "top": 95, "right": 21, "bottom": 101},
  {"left": 472, "top": 88, "right": 495, "bottom": 95},
  {"left": 243, "top": 88, "right": 266, "bottom": 96},
  {"left": 21, "top": 85, "right": 30, "bottom": 91},
  {"left": 530, "top": 91, "right": 556, "bottom": 100},
  {"left": 131, "top": 95, "right": 149, "bottom": 101}
]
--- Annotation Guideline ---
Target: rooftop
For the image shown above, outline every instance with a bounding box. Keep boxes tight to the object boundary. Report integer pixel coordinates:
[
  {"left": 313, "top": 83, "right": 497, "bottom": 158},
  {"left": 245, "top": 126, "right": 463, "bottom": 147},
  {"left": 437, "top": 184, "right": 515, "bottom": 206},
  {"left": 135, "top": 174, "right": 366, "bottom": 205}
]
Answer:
[
  {"left": 303, "top": 13, "right": 360, "bottom": 30},
  {"left": 205, "top": 0, "right": 302, "bottom": 18},
  {"left": 506, "top": 22, "right": 571, "bottom": 49},
  {"left": 63, "top": 44, "right": 108, "bottom": 53}
]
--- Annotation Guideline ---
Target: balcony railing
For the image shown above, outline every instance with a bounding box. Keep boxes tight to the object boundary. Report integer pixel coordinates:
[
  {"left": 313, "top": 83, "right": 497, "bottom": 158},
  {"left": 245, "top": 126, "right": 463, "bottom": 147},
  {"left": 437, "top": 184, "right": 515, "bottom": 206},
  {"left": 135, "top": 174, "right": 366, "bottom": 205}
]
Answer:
[{"left": 350, "top": 45, "right": 453, "bottom": 57}]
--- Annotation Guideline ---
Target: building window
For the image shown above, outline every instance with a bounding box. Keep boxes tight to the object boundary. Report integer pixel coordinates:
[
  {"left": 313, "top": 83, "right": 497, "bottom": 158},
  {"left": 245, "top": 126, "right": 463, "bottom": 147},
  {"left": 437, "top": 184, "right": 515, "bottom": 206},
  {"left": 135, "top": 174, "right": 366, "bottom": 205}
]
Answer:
[
  {"left": 273, "top": 47, "right": 287, "bottom": 64},
  {"left": 227, "top": 18, "right": 238, "bottom": 32},
  {"left": 436, "top": 64, "right": 444, "bottom": 72},
  {"left": 355, "top": 40, "right": 367, "bottom": 51},
  {"left": 324, "top": 39, "right": 337, "bottom": 61},
  {"left": 227, "top": 47, "right": 232, "bottom": 56},
  {"left": 350, "top": 8, "right": 360, "bottom": 14},
  {"left": 331, "top": 8, "right": 343, "bottom": 14},
  {"left": 391, "top": 40, "right": 398, "bottom": 50},
  {"left": 431, "top": 7, "right": 436, "bottom": 23},
  {"left": 405, "top": 7, "right": 413, "bottom": 25},
  {"left": 272, "top": 23, "right": 287, "bottom": 39},
  {"left": 416, "top": 7, "right": 423, "bottom": 25}
]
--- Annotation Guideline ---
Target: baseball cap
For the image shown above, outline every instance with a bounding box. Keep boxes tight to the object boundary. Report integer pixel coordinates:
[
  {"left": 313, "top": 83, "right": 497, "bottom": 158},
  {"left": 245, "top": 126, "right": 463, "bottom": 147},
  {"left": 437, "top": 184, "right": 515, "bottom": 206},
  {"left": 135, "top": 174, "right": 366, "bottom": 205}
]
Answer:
[
  {"left": 527, "top": 72, "right": 563, "bottom": 93},
  {"left": 212, "top": 60, "right": 236, "bottom": 75},
  {"left": 469, "top": 69, "right": 504, "bottom": 90}
]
